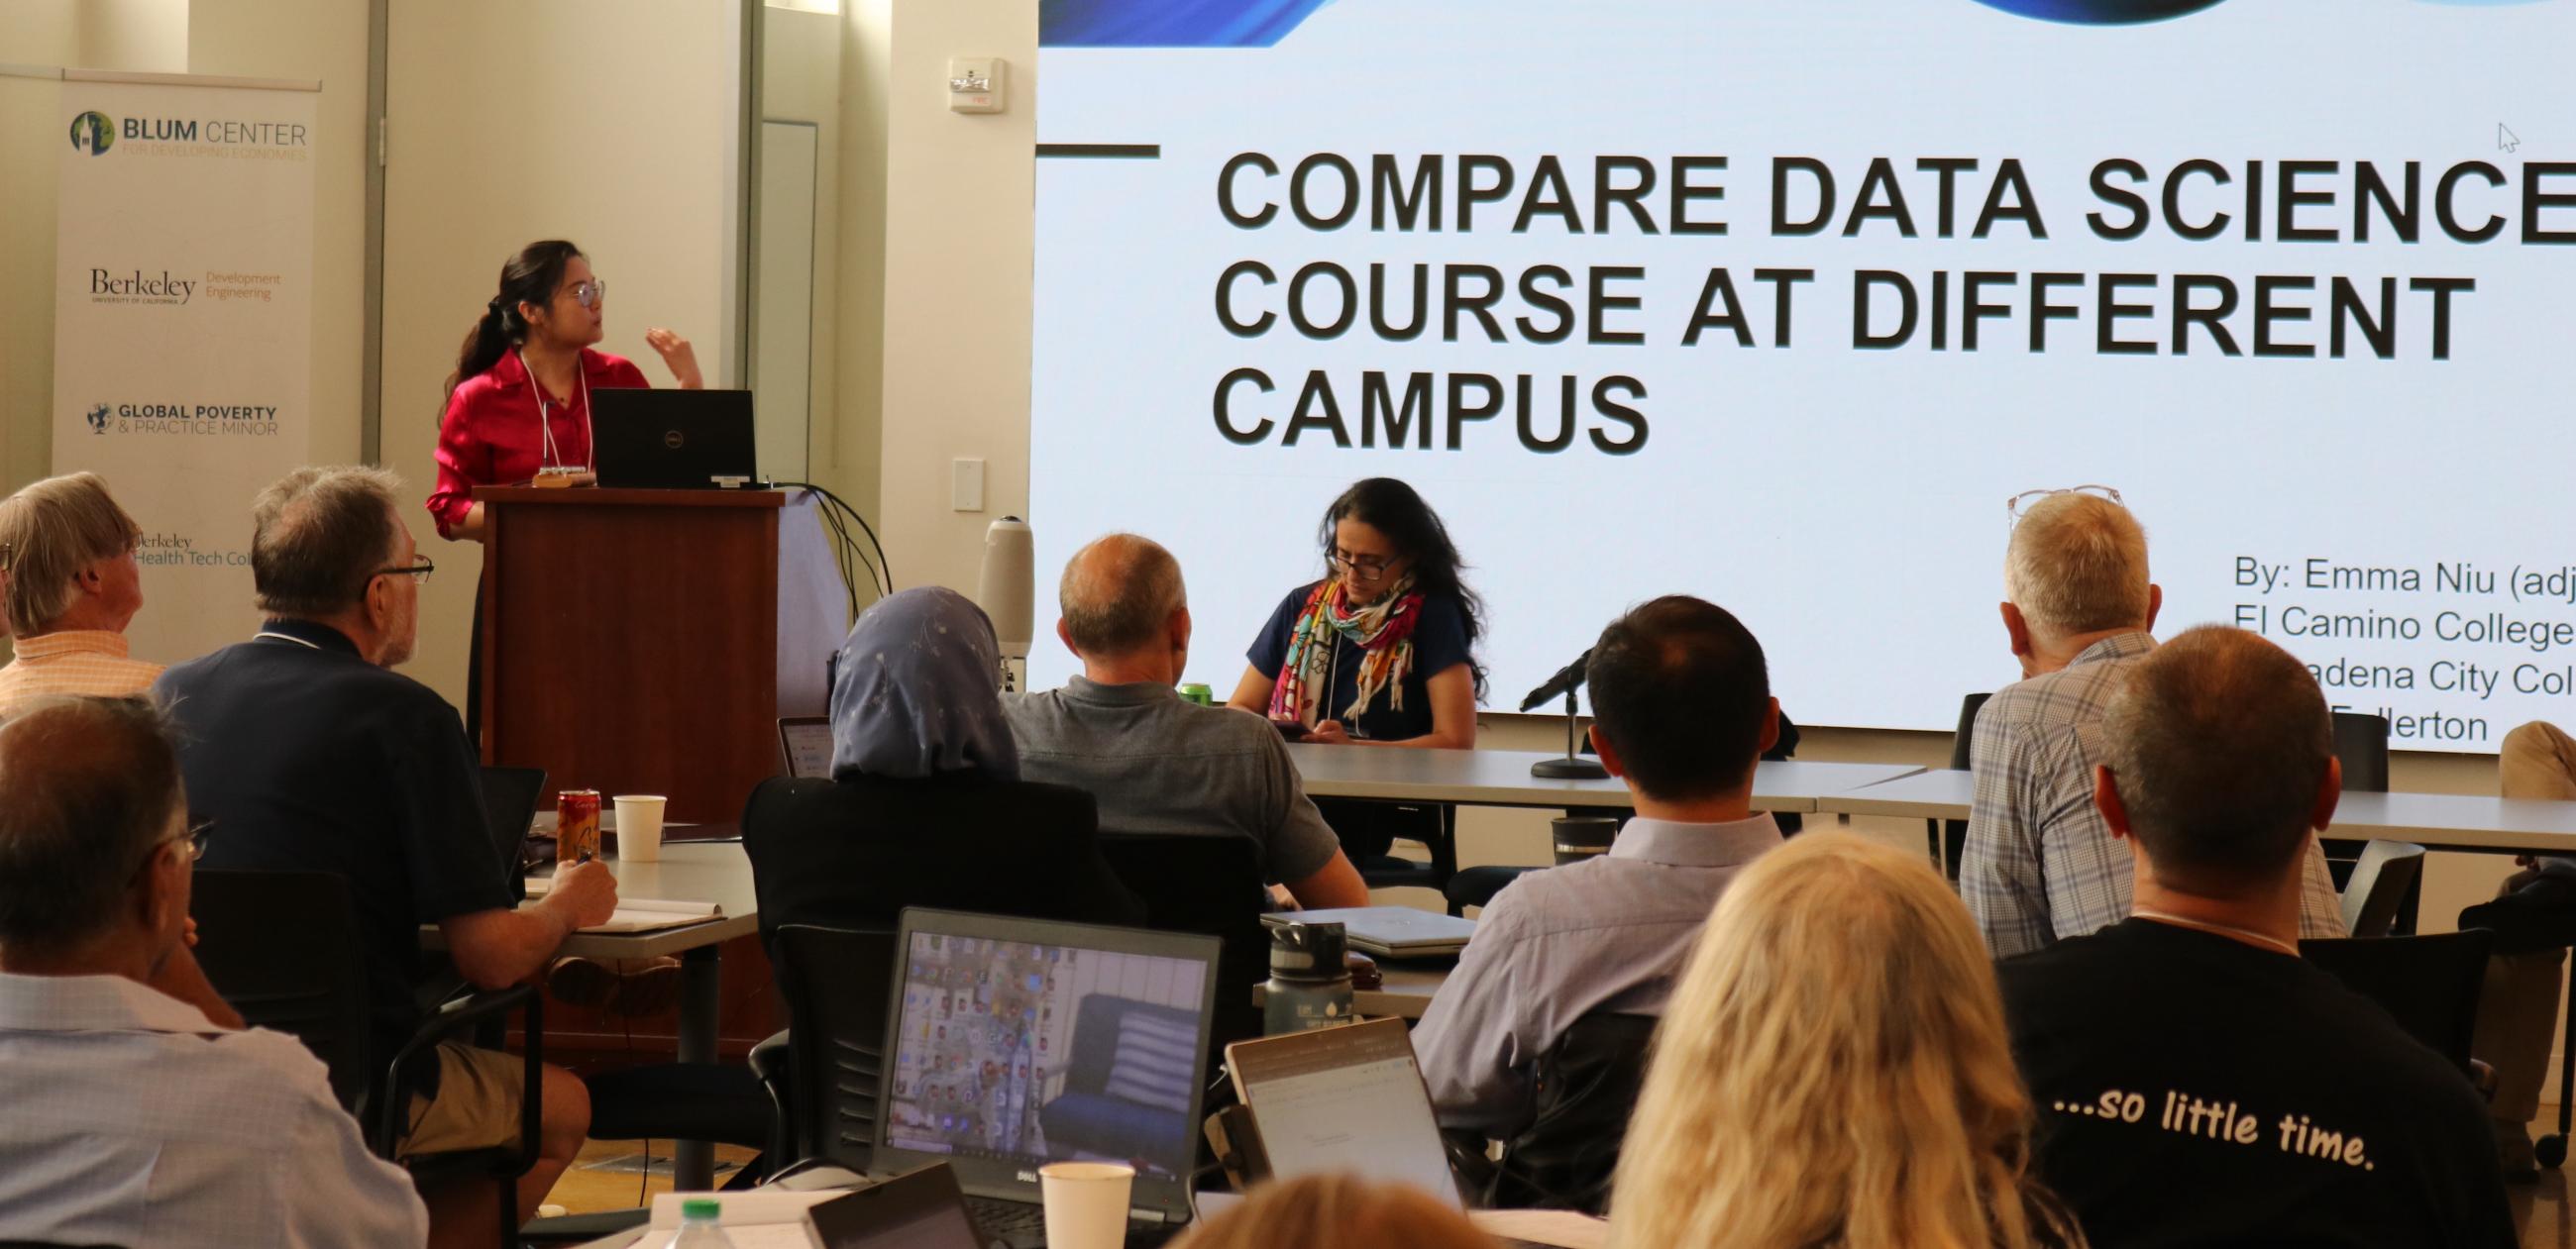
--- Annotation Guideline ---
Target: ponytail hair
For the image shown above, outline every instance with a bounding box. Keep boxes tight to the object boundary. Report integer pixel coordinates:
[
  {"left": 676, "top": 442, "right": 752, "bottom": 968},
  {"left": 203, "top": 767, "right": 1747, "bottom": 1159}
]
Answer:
[{"left": 442, "top": 240, "right": 585, "bottom": 405}]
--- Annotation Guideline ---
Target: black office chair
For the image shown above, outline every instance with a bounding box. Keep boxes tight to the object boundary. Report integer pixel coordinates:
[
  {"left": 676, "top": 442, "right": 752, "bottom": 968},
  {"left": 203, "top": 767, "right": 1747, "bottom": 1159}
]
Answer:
[
  {"left": 2318, "top": 712, "right": 2406, "bottom": 924},
  {"left": 2299, "top": 929, "right": 2493, "bottom": 1079},
  {"left": 772, "top": 923, "right": 899, "bottom": 1172},
  {"left": 2337, "top": 841, "right": 2427, "bottom": 939},
  {"left": 1096, "top": 832, "right": 1270, "bottom": 1055},
  {"left": 479, "top": 765, "right": 547, "bottom": 902},
  {"left": 190, "top": 870, "right": 545, "bottom": 1249},
  {"left": 1322, "top": 799, "right": 1460, "bottom": 894},
  {"left": 1932, "top": 692, "right": 1992, "bottom": 881},
  {"left": 1475, "top": 1012, "right": 1659, "bottom": 1214}
]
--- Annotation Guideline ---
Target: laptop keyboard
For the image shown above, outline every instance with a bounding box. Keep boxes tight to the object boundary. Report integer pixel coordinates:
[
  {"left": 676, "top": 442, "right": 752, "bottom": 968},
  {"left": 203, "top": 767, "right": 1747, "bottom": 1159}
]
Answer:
[{"left": 965, "top": 1196, "right": 1050, "bottom": 1245}]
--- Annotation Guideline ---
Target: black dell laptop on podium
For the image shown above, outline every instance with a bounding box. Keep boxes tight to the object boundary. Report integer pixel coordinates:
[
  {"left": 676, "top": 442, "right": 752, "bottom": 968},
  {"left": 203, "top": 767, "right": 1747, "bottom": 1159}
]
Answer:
[{"left": 591, "top": 388, "right": 759, "bottom": 489}]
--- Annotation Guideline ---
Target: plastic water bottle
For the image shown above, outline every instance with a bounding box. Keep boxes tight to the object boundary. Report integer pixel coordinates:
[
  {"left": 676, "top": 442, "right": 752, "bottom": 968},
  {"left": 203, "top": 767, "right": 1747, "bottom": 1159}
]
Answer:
[{"left": 666, "top": 1198, "right": 733, "bottom": 1248}]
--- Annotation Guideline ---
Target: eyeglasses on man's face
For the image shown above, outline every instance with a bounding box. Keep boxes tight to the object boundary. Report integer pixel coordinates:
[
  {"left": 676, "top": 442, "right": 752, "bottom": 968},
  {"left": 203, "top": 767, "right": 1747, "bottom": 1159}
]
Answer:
[
  {"left": 136, "top": 815, "right": 213, "bottom": 877},
  {"left": 374, "top": 556, "right": 435, "bottom": 587}
]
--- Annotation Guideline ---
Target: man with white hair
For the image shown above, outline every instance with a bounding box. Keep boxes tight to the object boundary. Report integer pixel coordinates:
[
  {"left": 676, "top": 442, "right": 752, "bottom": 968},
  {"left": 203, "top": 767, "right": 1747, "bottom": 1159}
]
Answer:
[
  {"left": 1963, "top": 490, "right": 2344, "bottom": 957},
  {"left": 0, "top": 471, "right": 159, "bottom": 714}
]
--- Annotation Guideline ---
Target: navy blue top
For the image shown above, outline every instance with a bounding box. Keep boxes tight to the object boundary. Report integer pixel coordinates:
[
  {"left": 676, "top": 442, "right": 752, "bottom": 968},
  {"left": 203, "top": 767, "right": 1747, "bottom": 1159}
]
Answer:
[
  {"left": 156, "top": 617, "right": 512, "bottom": 1097},
  {"left": 1246, "top": 582, "right": 1472, "bottom": 742}
]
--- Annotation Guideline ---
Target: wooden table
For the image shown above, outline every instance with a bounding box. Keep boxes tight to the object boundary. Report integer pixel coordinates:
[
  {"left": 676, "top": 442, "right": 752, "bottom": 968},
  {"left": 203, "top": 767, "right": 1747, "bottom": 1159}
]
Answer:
[
  {"left": 1286, "top": 745, "right": 1922, "bottom": 814},
  {"left": 431, "top": 841, "right": 758, "bottom": 1190}
]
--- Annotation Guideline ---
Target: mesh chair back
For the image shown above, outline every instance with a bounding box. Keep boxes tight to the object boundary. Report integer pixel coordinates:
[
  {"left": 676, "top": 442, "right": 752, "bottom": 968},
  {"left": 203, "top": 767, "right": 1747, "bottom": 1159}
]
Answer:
[
  {"left": 774, "top": 923, "right": 898, "bottom": 1171},
  {"left": 1095, "top": 832, "right": 1269, "bottom": 1052},
  {"left": 1487, "top": 1012, "right": 1659, "bottom": 1214},
  {"left": 2339, "top": 841, "right": 2427, "bottom": 938},
  {"left": 478, "top": 766, "right": 546, "bottom": 902},
  {"left": 2300, "top": 929, "right": 2493, "bottom": 1077},
  {"left": 190, "top": 869, "right": 374, "bottom": 1114}
]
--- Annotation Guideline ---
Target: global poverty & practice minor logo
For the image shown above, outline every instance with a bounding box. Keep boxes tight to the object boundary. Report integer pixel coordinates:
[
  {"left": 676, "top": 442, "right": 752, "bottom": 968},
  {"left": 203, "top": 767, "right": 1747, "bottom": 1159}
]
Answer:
[
  {"left": 85, "top": 403, "right": 110, "bottom": 435},
  {"left": 81, "top": 399, "right": 282, "bottom": 440},
  {"left": 67, "top": 111, "right": 114, "bottom": 156}
]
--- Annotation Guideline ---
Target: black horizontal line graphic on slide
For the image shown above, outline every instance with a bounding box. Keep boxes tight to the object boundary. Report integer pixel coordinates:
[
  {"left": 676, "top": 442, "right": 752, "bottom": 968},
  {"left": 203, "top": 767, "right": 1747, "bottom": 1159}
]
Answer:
[{"left": 1036, "top": 143, "right": 1161, "bottom": 158}]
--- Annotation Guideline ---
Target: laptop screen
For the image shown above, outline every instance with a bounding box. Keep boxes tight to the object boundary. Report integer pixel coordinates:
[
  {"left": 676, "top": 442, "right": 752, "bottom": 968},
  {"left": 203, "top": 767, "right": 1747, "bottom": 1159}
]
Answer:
[
  {"left": 880, "top": 910, "right": 1220, "bottom": 1209},
  {"left": 1228, "top": 1017, "right": 1459, "bottom": 1204},
  {"left": 779, "top": 717, "right": 833, "bottom": 780}
]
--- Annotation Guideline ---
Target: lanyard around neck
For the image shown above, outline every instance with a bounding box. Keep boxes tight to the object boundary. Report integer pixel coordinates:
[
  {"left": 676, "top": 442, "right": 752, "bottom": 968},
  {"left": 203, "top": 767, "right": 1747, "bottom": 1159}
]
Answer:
[
  {"left": 518, "top": 349, "right": 592, "bottom": 471},
  {"left": 253, "top": 630, "right": 322, "bottom": 651},
  {"left": 2131, "top": 908, "right": 2301, "bottom": 957}
]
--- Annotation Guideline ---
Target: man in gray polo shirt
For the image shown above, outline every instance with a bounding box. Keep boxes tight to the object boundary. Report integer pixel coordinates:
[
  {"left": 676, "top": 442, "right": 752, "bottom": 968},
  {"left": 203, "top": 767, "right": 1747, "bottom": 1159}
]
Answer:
[{"left": 1004, "top": 534, "right": 1370, "bottom": 909}]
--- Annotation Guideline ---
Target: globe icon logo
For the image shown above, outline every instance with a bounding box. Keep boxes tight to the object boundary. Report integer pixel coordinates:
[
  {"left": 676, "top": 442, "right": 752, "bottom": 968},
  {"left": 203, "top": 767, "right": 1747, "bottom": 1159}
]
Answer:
[{"left": 67, "top": 111, "right": 114, "bottom": 156}]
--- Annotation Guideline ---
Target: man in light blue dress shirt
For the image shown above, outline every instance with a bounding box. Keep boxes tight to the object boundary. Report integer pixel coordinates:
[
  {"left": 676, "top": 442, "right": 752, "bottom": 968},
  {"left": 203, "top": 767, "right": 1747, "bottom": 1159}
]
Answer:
[
  {"left": 0, "top": 696, "right": 428, "bottom": 1248},
  {"left": 1412, "top": 595, "right": 1784, "bottom": 1134}
]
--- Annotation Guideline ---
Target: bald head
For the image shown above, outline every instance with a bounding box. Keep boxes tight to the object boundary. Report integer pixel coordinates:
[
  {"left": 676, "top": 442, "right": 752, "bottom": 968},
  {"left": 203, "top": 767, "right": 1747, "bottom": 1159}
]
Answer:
[
  {"left": 2100, "top": 626, "right": 2334, "bottom": 892},
  {"left": 1059, "top": 534, "right": 1187, "bottom": 661},
  {"left": 0, "top": 696, "right": 185, "bottom": 963}
]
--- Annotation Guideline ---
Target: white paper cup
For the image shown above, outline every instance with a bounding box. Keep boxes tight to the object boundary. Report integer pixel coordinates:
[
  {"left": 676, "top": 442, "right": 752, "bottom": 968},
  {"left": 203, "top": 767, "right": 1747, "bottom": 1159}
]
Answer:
[
  {"left": 1038, "top": 1161, "right": 1133, "bottom": 1249},
  {"left": 612, "top": 795, "right": 667, "bottom": 863}
]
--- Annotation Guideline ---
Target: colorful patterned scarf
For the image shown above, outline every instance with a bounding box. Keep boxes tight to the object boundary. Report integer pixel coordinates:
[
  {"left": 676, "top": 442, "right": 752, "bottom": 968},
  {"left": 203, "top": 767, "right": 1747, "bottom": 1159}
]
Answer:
[{"left": 1267, "top": 576, "right": 1426, "bottom": 729}]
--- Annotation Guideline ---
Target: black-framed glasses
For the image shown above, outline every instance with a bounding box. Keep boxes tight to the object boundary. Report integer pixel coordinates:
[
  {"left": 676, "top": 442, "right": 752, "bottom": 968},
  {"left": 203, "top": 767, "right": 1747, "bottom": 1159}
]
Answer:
[
  {"left": 2007, "top": 484, "right": 2123, "bottom": 528},
  {"left": 1327, "top": 548, "right": 1396, "bottom": 576},
  {"left": 565, "top": 278, "right": 605, "bottom": 310},
  {"left": 374, "top": 556, "right": 435, "bottom": 586}
]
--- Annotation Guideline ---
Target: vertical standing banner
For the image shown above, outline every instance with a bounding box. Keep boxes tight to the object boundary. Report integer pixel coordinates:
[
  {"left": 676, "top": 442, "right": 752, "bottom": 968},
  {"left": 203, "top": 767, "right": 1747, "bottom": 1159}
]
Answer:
[{"left": 54, "top": 72, "right": 316, "bottom": 664}]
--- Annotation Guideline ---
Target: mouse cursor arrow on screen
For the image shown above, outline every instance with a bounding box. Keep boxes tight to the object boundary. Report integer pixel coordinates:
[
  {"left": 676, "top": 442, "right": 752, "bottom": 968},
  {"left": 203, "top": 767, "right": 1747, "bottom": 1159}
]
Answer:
[{"left": 2500, "top": 123, "right": 2522, "bottom": 154}]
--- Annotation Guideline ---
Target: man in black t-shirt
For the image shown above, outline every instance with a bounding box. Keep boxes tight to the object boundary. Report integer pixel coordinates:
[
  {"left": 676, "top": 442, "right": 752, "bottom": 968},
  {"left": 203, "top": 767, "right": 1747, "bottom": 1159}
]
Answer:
[
  {"left": 157, "top": 466, "right": 617, "bottom": 1249},
  {"left": 1997, "top": 626, "right": 2514, "bottom": 1249}
]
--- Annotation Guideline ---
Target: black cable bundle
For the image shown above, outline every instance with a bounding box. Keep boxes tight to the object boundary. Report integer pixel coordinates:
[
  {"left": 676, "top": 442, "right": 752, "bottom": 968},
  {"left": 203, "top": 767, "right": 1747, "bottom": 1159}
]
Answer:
[{"left": 772, "top": 481, "right": 894, "bottom": 620}]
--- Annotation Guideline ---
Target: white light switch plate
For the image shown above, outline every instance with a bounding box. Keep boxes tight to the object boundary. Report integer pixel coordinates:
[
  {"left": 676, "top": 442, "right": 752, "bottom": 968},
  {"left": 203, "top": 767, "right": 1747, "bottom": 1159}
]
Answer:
[{"left": 952, "top": 458, "right": 986, "bottom": 511}]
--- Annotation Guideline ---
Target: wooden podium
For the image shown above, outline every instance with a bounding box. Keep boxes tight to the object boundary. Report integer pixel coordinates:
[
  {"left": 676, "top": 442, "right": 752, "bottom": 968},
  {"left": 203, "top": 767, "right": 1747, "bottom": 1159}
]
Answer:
[{"left": 475, "top": 486, "right": 848, "bottom": 822}]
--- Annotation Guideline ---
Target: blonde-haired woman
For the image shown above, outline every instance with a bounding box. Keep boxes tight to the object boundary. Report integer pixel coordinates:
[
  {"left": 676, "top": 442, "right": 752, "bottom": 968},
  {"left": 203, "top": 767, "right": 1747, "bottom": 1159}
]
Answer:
[
  {"left": 1172, "top": 1175, "right": 1496, "bottom": 1249},
  {"left": 1611, "top": 832, "right": 2087, "bottom": 1249}
]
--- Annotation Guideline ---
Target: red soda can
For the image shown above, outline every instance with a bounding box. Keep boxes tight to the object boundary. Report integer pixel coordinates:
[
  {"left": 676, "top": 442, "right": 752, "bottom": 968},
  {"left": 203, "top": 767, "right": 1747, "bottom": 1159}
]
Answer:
[{"left": 555, "top": 789, "right": 602, "bottom": 863}]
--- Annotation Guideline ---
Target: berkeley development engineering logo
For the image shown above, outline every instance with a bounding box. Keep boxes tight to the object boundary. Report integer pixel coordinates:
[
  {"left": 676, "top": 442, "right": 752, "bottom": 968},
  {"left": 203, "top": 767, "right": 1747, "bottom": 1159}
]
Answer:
[
  {"left": 67, "top": 111, "right": 114, "bottom": 156},
  {"left": 83, "top": 400, "right": 281, "bottom": 440}
]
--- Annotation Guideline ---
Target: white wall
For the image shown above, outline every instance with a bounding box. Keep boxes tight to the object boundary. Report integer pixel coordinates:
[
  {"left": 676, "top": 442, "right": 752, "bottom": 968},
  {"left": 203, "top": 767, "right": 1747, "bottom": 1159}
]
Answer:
[
  {"left": 763, "top": 3, "right": 844, "bottom": 485},
  {"left": 378, "top": 0, "right": 744, "bottom": 706},
  {"left": 869, "top": 0, "right": 1035, "bottom": 595},
  {"left": 829, "top": 0, "right": 890, "bottom": 526}
]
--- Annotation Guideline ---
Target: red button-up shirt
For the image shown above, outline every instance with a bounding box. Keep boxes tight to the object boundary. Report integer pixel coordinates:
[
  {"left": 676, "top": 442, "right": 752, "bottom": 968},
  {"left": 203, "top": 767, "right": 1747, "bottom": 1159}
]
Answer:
[{"left": 427, "top": 348, "right": 648, "bottom": 537}]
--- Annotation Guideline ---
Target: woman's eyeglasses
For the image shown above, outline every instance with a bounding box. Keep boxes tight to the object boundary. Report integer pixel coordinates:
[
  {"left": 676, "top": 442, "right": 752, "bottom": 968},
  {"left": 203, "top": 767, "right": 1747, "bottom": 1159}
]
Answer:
[
  {"left": 564, "top": 279, "right": 606, "bottom": 310},
  {"left": 1328, "top": 549, "right": 1395, "bottom": 576},
  {"left": 2007, "top": 484, "right": 2123, "bottom": 528}
]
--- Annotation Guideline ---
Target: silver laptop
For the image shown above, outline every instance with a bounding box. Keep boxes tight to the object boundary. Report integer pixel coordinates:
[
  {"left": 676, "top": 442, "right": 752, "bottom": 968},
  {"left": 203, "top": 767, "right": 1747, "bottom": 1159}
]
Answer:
[
  {"left": 779, "top": 716, "right": 833, "bottom": 779},
  {"left": 1224, "top": 1016, "right": 1461, "bottom": 1204},
  {"left": 1261, "top": 906, "right": 1476, "bottom": 958},
  {"left": 873, "top": 908, "right": 1222, "bottom": 1249}
]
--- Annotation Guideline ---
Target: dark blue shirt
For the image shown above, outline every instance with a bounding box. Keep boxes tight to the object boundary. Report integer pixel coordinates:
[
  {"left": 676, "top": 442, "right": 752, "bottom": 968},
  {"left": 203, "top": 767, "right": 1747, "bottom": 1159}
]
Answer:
[
  {"left": 1246, "top": 583, "right": 1472, "bottom": 742},
  {"left": 155, "top": 618, "right": 511, "bottom": 1095}
]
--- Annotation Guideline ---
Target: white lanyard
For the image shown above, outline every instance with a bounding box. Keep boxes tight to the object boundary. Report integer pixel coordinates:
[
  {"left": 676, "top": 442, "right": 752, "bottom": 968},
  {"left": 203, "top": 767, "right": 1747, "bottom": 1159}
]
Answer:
[
  {"left": 518, "top": 349, "right": 592, "bottom": 471},
  {"left": 254, "top": 630, "right": 321, "bottom": 650}
]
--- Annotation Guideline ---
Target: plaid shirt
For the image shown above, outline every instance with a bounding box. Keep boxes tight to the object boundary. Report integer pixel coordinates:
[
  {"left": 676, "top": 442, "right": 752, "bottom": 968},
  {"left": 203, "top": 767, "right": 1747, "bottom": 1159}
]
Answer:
[
  {"left": 0, "top": 631, "right": 162, "bottom": 717},
  {"left": 1963, "top": 632, "right": 2348, "bottom": 958}
]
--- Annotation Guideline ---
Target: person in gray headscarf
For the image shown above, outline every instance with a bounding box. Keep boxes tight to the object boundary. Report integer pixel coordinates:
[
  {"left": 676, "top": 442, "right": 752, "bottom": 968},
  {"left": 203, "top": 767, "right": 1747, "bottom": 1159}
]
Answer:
[
  {"left": 828, "top": 586, "right": 1020, "bottom": 781},
  {"left": 743, "top": 587, "right": 1141, "bottom": 958}
]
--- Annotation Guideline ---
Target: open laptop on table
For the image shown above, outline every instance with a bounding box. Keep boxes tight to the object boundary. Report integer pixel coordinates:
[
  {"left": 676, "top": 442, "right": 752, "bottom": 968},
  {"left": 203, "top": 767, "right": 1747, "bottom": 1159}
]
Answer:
[
  {"left": 591, "top": 387, "right": 758, "bottom": 489},
  {"left": 780, "top": 715, "right": 834, "bottom": 780},
  {"left": 872, "top": 908, "right": 1222, "bottom": 1249}
]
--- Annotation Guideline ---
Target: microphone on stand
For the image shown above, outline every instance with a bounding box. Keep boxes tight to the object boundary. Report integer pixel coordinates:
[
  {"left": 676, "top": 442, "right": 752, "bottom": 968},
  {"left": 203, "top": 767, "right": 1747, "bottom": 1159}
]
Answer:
[
  {"left": 977, "top": 517, "right": 1033, "bottom": 691},
  {"left": 1518, "top": 649, "right": 1594, "bottom": 713},
  {"left": 1520, "top": 648, "right": 1608, "bottom": 780}
]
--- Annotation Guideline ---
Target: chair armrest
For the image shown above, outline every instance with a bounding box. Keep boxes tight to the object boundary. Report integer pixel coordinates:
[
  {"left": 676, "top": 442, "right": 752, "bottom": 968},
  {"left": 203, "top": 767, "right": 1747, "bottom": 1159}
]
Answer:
[{"left": 373, "top": 984, "right": 545, "bottom": 1161}]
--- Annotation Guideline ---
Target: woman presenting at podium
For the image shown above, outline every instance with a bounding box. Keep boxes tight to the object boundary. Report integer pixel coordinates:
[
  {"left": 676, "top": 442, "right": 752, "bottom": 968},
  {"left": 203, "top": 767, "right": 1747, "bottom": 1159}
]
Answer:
[{"left": 426, "top": 239, "right": 701, "bottom": 542}]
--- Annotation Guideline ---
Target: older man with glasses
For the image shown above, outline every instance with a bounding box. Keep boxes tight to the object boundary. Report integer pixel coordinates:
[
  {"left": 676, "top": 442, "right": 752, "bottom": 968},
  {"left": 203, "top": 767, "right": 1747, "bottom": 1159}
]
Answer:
[
  {"left": 0, "top": 695, "right": 430, "bottom": 1246},
  {"left": 1963, "top": 488, "right": 2345, "bottom": 958},
  {"left": 155, "top": 465, "right": 618, "bottom": 1249}
]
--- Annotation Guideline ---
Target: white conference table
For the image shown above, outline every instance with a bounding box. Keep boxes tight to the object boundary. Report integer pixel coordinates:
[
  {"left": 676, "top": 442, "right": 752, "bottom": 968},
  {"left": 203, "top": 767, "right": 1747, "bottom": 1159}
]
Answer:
[
  {"left": 1285, "top": 744, "right": 1922, "bottom": 814},
  {"left": 1813, "top": 769, "right": 2576, "bottom": 856},
  {"left": 428, "top": 840, "right": 757, "bottom": 1192}
]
